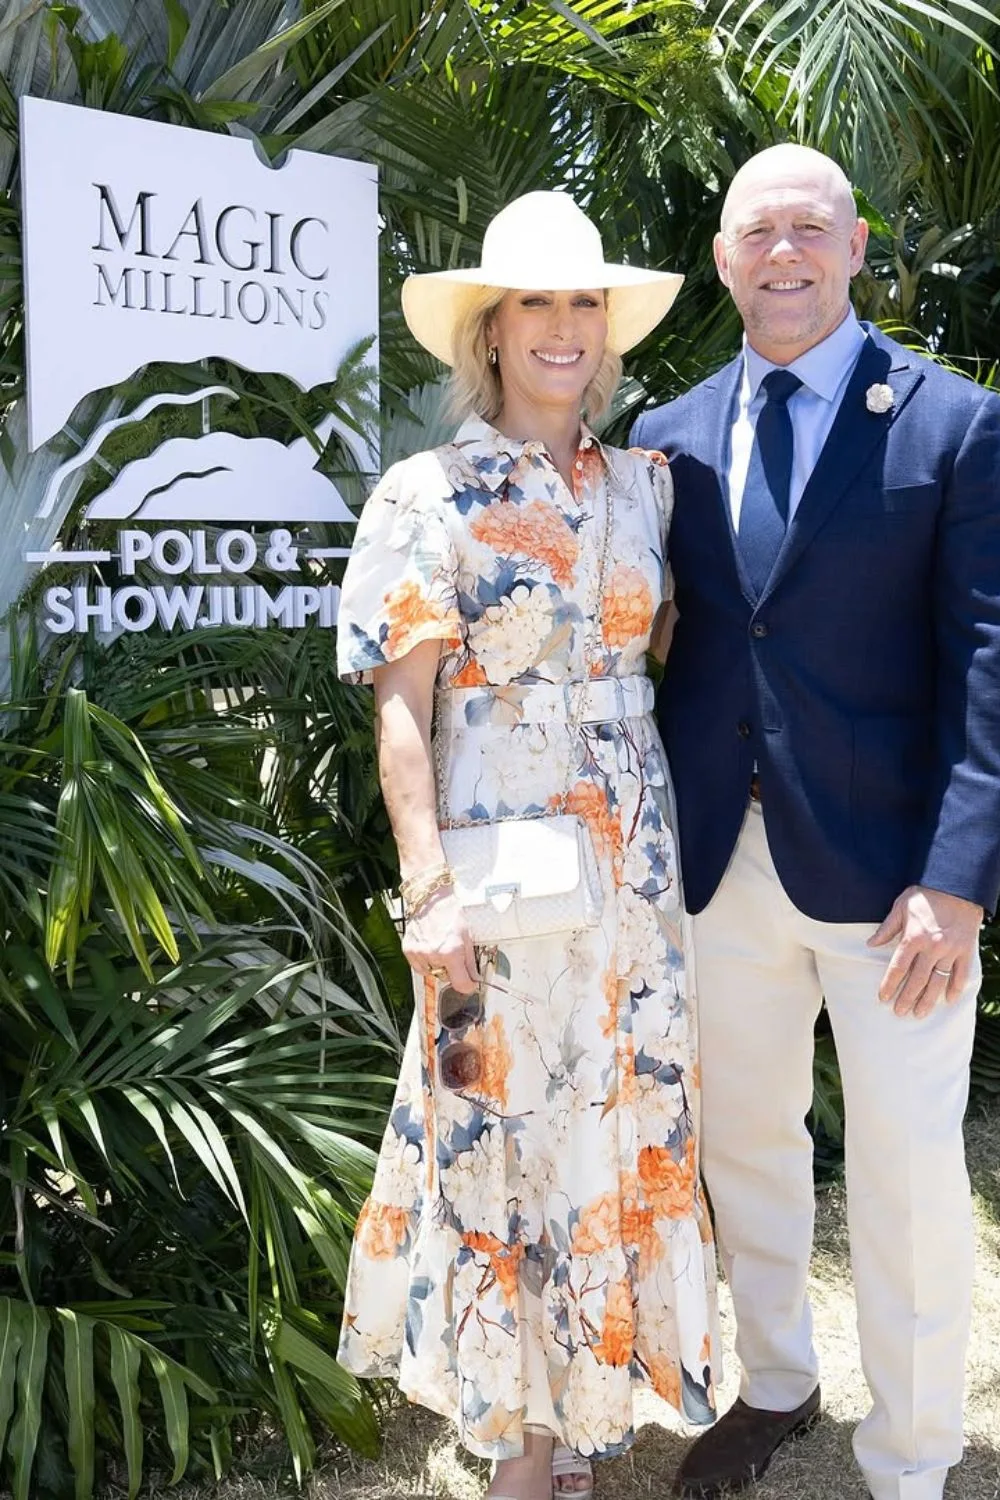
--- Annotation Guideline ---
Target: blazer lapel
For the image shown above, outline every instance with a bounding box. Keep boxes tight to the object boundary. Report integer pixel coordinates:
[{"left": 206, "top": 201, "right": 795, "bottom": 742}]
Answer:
[
  {"left": 700, "top": 354, "right": 758, "bottom": 606},
  {"left": 761, "top": 331, "right": 924, "bottom": 597}
]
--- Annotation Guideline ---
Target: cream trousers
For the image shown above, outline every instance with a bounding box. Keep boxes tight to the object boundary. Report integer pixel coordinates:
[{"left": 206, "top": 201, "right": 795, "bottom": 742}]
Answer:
[{"left": 692, "top": 802, "right": 979, "bottom": 1500}]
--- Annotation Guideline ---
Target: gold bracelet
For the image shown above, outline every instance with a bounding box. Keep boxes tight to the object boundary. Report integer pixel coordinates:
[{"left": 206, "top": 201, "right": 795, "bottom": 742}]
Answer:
[
  {"left": 399, "top": 862, "right": 449, "bottom": 907},
  {"left": 400, "top": 863, "right": 453, "bottom": 921}
]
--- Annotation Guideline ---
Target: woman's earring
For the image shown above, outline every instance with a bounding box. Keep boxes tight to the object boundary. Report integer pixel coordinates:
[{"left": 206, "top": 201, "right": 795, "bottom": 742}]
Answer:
[{"left": 487, "top": 345, "right": 498, "bottom": 367}]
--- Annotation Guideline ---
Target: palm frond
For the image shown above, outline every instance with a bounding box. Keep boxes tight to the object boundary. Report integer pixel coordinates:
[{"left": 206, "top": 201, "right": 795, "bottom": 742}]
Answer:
[{"left": 715, "top": 0, "right": 1000, "bottom": 186}]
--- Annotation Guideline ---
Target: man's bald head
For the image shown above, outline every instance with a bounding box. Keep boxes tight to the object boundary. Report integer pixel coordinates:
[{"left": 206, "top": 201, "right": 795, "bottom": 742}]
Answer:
[
  {"left": 720, "top": 145, "right": 858, "bottom": 240},
  {"left": 713, "top": 143, "right": 868, "bottom": 364}
]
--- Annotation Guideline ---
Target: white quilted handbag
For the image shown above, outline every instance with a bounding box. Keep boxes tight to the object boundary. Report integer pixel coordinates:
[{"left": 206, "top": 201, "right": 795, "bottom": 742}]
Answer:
[{"left": 440, "top": 812, "right": 603, "bottom": 942}]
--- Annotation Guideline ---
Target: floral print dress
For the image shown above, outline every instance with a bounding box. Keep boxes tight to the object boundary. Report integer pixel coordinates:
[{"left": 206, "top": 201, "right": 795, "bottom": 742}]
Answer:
[{"left": 336, "top": 418, "right": 718, "bottom": 1461}]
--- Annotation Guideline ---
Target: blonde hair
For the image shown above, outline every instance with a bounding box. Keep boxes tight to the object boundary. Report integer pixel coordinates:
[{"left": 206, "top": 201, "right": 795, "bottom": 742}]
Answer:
[{"left": 446, "top": 286, "right": 623, "bottom": 424}]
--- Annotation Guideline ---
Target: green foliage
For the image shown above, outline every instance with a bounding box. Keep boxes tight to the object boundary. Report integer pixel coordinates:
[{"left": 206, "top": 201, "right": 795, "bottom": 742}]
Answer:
[
  {"left": 0, "top": 6, "right": 408, "bottom": 1484},
  {"left": 713, "top": 0, "right": 1000, "bottom": 190},
  {"left": 0, "top": 933, "right": 390, "bottom": 1495},
  {"left": 44, "top": 686, "right": 211, "bottom": 980},
  {"left": 0, "top": 0, "right": 997, "bottom": 1489},
  {"left": 0, "top": 601, "right": 399, "bottom": 1492},
  {"left": 975, "top": 927, "right": 1000, "bottom": 1096}
]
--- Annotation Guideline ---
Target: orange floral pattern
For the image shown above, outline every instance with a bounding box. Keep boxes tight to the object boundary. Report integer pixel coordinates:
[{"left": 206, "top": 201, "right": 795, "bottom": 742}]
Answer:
[
  {"left": 571, "top": 442, "right": 606, "bottom": 497},
  {"left": 594, "top": 1278, "right": 635, "bottom": 1366},
  {"left": 355, "top": 1198, "right": 411, "bottom": 1260},
  {"left": 562, "top": 780, "right": 624, "bottom": 880},
  {"left": 617, "top": 1032, "right": 639, "bottom": 1106},
  {"left": 477, "top": 1015, "right": 513, "bottom": 1109},
  {"left": 647, "top": 1352, "right": 682, "bottom": 1408},
  {"left": 599, "top": 967, "right": 619, "bottom": 1040},
  {"left": 572, "top": 1190, "right": 622, "bottom": 1256},
  {"left": 463, "top": 1231, "right": 525, "bottom": 1308},
  {"left": 602, "top": 564, "right": 655, "bottom": 649},
  {"left": 470, "top": 498, "right": 580, "bottom": 586},
  {"left": 620, "top": 1171, "right": 662, "bottom": 1274},
  {"left": 638, "top": 1137, "right": 697, "bottom": 1220},
  {"left": 451, "top": 657, "right": 489, "bottom": 687},
  {"left": 337, "top": 419, "right": 715, "bottom": 1462},
  {"left": 382, "top": 578, "right": 462, "bottom": 663}
]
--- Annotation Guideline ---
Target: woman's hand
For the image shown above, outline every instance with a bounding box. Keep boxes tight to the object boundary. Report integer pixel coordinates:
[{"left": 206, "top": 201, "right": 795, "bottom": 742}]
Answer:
[
  {"left": 371, "top": 641, "right": 479, "bottom": 993},
  {"left": 402, "top": 887, "right": 479, "bottom": 994}
]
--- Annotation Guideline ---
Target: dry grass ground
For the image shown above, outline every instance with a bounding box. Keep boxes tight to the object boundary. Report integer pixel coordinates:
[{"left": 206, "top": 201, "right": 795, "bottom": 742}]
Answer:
[{"left": 178, "top": 1101, "right": 1000, "bottom": 1500}]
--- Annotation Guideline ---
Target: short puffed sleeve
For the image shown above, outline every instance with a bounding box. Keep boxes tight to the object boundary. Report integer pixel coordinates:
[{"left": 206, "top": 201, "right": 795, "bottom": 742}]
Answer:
[{"left": 336, "top": 452, "right": 464, "bottom": 685}]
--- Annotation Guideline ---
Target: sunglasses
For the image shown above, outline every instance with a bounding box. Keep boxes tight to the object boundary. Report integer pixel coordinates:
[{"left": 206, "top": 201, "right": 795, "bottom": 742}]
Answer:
[{"left": 437, "top": 947, "right": 496, "bottom": 1093}]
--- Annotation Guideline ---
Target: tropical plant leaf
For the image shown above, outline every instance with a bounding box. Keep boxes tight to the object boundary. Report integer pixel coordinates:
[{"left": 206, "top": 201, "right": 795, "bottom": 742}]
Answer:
[
  {"left": 147, "top": 1348, "right": 192, "bottom": 1483},
  {"left": 106, "top": 1324, "right": 143, "bottom": 1500},
  {"left": 0, "top": 1297, "right": 24, "bottom": 1459},
  {"left": 59, "top": 1308, "right": 96, "bottom": 1500},
  {"left": 9, "top": 1300, "right": 49, "bottom": 1500},
  {"left": 200, "top": 0, "right": 351, "bottom": 102},
  {"left": 716, "top": 0, "right": 1000, "bottom": 184},
  {"left": 162, "top": 0, "right": 188, "bottom": 67}
]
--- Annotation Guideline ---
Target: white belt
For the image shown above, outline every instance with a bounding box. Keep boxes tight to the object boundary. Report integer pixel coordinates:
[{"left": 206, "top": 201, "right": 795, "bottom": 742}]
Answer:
[{"left": 436, "top": 673, "right": 653, "bottom": 728}]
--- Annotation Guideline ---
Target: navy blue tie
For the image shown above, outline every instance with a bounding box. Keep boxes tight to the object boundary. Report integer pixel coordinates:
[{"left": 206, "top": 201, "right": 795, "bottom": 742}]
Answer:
[{"left": 738, "top": 369, "right": 802, "bottom": 596}]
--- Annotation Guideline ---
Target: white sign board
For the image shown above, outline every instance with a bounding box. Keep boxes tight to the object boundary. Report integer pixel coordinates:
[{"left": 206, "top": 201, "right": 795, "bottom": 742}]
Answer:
[{"left": 20, "top": 96, "right": 378, "bottom": 451}]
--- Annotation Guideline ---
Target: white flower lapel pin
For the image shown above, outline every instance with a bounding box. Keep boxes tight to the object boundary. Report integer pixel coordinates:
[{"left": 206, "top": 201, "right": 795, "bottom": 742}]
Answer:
[{"left": 865, "top": 382, "right": 895, "bottom": 415}]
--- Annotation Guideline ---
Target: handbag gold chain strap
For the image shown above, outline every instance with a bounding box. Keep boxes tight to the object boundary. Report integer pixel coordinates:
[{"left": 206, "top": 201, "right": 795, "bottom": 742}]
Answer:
[{"left": 436, "top": 456, "right": 616, "bottom": 830}]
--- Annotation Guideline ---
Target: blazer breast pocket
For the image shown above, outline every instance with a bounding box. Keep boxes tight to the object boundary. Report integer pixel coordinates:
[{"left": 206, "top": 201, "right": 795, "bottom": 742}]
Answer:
[
  {"left": 834, "top": 481, "right": 939, "bottom": 523},
  {"left": 879, "top": 482, "right": 939, "bottom": 514}
]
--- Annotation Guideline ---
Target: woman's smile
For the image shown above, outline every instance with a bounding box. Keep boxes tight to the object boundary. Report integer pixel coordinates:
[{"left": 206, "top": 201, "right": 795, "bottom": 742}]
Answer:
[
  {"left": 532, "top": 348, "right": 584, "bottom": 365},
  {"left": 488, "top": 288, "right": 607, "bottom": 414}
]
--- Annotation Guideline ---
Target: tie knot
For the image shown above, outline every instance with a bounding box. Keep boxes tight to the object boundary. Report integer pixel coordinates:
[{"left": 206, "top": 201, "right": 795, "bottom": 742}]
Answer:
[{"left": 761, "top": 369, "right": 802, "bottom": 406}]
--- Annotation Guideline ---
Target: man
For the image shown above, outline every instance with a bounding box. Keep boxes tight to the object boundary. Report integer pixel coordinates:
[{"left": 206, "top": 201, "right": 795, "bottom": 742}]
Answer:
[{"left": 630, "top": 143, "right": 1000, "bottom": 1500}]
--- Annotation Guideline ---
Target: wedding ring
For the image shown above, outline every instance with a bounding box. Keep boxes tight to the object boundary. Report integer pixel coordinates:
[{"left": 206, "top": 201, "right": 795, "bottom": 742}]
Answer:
[
  {"left": 932, "top": 967, "right": 952, "bottom": 978},
  {"left": 428, "top": 965, "right": 449, "bottom": 980}
]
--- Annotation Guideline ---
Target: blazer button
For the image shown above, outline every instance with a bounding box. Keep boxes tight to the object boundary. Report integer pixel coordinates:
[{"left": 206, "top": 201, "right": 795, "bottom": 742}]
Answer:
[
  {"left": 737, "top": 721, "right": 751, "bottom": 739},
  {"left": 751, "top": 622, "right": 768, "bottom": 638}
]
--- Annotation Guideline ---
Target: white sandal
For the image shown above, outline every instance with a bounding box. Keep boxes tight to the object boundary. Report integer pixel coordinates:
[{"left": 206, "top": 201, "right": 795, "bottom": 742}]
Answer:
[
  {"left": 551, "top": 1444, "right": 594, "bottom": 1497},
  {"left": 487, "top": 1435, "right": 554, "bottom": 1499}
]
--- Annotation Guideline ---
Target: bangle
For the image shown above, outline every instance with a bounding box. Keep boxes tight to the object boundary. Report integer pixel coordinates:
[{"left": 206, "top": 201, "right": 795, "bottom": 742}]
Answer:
[{"left": 400, "top": 863, "right": 453, "bottom": 920}]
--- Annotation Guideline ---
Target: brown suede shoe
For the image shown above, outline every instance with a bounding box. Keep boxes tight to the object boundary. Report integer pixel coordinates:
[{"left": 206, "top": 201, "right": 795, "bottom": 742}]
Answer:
[{"left": 674, "top": 1387, "right": 821, "bottom": 1496}]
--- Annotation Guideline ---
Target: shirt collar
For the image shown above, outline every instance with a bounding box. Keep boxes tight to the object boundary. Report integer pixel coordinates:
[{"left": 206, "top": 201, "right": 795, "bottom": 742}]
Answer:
[
  {"left": 452, "top": 416, "right": 606, "bottom": 492},
  {"left": 744, "top": 309, "right": 867, "bottom": 403}
]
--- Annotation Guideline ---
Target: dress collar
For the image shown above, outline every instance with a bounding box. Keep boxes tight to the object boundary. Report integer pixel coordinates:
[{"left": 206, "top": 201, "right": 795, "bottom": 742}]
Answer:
[
  {"left": 744, "top": 309, "right": 867, "bottom": 403},
  {"left": 451, "top": 416, "right": 606, "bottom": 492}
]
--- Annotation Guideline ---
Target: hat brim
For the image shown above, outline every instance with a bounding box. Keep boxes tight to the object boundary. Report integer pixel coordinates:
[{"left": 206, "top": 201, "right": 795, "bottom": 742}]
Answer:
[{"left": 401, "top": 266, "right": 684, "bottom": 366}]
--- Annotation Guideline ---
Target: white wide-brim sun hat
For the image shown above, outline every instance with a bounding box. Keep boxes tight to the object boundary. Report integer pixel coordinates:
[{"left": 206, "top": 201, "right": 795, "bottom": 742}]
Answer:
[{"left": 401, "top": 190, "right": 683, "bottom": 366}]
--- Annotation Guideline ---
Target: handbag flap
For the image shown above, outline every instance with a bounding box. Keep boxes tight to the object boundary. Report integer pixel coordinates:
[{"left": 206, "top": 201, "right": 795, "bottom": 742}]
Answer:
[{"left": 443, "top": 815, "right": 585, "bottom": 908}]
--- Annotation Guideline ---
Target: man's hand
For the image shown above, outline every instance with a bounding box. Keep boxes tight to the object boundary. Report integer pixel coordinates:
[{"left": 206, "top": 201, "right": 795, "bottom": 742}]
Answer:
[{"left": 868, "top": 885, "right": 983, "bottom": 1018}]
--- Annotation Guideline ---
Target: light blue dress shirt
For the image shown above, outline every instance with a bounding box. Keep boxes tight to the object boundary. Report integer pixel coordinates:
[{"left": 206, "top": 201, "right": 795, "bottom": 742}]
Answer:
[{"left": 727, "top": 310, "right": 868, "bottom": 529}]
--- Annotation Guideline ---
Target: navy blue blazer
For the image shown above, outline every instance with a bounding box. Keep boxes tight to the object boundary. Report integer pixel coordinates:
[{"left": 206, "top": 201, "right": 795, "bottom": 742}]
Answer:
[{"left": 630, "top": 324, "right": 1000, "bottom": 921}]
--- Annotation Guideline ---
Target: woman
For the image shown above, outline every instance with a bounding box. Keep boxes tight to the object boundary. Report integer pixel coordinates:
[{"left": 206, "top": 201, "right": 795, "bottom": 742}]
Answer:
[{"left": 336, "top": 191, "right": 718, "bottom": 1500}]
